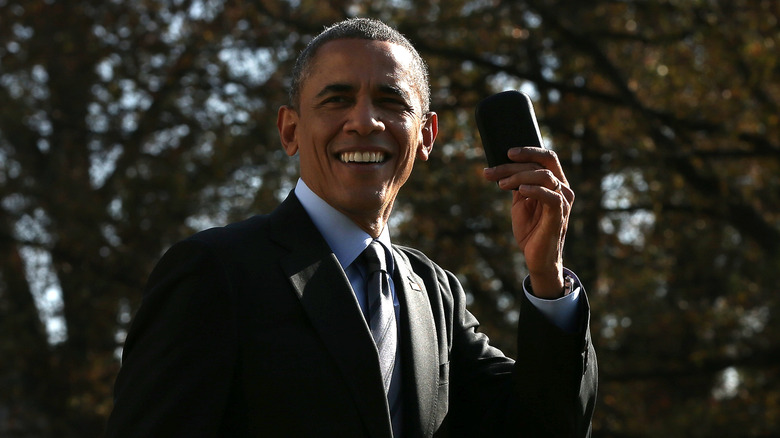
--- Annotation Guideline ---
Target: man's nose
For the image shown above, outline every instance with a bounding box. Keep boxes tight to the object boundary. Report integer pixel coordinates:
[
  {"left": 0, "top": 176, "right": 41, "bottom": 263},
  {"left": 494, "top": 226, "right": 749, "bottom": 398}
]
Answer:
[{"left": 344, "top": 98, "right": 385, "bottom": 135}]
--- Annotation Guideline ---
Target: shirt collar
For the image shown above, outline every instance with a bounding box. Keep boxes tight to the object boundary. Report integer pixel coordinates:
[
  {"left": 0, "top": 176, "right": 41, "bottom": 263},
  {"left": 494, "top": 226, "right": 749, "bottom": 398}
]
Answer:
[{"left": 295, "top": 178, "right": 392, "bottom": 269}]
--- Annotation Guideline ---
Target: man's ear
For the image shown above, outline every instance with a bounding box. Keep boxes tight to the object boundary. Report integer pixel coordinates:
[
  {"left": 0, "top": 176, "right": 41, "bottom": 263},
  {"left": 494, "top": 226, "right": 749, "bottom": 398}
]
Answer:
[
  {"left": 417, "top": 112, "right": 438, "bottom": 161},
  {"left": 277, "top": 105, "right": 299, "bottom": 156}
]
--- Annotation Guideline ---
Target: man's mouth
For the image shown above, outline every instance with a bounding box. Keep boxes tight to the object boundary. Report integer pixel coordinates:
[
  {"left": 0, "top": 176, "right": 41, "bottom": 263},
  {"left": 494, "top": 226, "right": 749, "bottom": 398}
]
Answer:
[{"left": 339, "top": 151, "right": 387, "bottom": 163}]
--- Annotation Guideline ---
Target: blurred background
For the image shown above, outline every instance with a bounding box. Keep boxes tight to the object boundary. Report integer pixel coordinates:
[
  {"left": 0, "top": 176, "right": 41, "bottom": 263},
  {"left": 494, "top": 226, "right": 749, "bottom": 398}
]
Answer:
[{"left": 1, "top": 0, "right": 778, "bottom": 436}]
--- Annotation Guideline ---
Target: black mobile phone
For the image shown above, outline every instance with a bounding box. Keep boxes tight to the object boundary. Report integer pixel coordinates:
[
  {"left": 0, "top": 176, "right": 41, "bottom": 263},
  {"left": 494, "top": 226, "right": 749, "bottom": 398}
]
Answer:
[{"left": 475, "top": 90, "right": 545, "bottom": 168}]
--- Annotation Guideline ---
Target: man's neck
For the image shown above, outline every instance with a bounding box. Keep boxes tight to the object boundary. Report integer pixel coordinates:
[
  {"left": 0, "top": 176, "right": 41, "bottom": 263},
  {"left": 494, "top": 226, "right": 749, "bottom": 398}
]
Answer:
[{"left": 294, "top": 178, "right": 392, "bottom": 267}]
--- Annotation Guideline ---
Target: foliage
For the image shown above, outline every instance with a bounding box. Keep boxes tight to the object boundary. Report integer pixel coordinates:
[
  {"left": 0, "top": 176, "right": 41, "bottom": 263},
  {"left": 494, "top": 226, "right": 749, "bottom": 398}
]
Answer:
[{"left": 0, "top": 0, "right": 777, "bottom": 436}]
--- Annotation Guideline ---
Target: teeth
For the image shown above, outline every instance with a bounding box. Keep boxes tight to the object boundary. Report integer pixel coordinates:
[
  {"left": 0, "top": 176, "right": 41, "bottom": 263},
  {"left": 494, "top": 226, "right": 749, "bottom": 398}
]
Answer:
[{"left": 340, "top": 151, "right": 385, "bottom": 163}]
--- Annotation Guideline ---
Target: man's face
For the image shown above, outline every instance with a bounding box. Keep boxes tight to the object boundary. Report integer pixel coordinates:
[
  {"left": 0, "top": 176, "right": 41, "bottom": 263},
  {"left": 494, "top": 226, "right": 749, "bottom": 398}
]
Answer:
[{"left": 277, "top": 39, "right": 437, "bottom": 235}]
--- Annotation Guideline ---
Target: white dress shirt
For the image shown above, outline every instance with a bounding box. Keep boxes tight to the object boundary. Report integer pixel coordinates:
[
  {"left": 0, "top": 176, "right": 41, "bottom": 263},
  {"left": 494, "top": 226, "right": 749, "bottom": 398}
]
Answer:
[{"left": 294, "top": 178, "right": 581, "bottom": 332}]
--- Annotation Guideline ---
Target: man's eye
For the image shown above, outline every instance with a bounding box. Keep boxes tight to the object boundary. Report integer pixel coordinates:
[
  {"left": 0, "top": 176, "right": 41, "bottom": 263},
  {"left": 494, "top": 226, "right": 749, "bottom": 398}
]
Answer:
[
  {"left": 322, "top": 96, "right": 350, "bottom": 104},
  {"left": 380, "top": 98, "right": 410, "bottom": 110}
]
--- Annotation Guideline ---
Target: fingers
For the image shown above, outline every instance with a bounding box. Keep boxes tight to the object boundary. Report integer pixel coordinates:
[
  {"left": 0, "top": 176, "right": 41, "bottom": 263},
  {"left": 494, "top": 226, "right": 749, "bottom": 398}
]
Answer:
[
  {"left": 482, "top": 147, "right": 574, "bottom": 204},
  {"left": 517, "top": 172, "right": 575, "bottom": 204},
  {"left": 483, "top": 147, "right": 564, "bottom": 180},
  {"left": 516, "top": 180, "right": 574, "bottom": 210},
  {"left": 509, "top": 147, "right": 568, "bottom": 185},
  {"left": 496, "top": 167, "right": 558, "bottom": 191}
]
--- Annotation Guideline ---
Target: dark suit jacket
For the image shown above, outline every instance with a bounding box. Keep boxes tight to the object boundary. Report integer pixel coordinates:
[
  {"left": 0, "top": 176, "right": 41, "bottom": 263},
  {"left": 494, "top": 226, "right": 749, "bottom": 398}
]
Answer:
[{"left": 105, "top": 192, "right": 597, "bottom": 437}]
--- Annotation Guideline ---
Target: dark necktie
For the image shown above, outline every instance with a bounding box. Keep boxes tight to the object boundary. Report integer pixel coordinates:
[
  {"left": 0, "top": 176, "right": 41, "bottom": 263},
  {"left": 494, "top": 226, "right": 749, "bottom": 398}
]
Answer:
[{"left": 361, "top": 241, "right": 398, "bottom": 396}]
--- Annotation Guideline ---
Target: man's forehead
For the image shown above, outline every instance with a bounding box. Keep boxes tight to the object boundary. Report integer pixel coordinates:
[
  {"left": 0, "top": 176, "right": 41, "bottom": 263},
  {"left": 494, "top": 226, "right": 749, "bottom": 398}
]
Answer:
[
  {"left": 309, "top": 39, "right": 412, "bottom": 74},
  {"left": 314, "top": 82, "right": 410, "bottom": 98},
  {"left": 304, "top": 39, "right": 421, "bottom": 103},
  {"left": 316, "top": 38, "right": 413, "bottom": 60}
]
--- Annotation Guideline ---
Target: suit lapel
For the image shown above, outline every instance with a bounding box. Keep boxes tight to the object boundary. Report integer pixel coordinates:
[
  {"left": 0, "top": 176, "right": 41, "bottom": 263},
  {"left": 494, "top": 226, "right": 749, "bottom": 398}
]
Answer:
[
  {"left": 270, "top": 193, "right": 393, "bottom": 438},
  {"left": 393, "top": 247, "right": 440, "bottom": 438}
]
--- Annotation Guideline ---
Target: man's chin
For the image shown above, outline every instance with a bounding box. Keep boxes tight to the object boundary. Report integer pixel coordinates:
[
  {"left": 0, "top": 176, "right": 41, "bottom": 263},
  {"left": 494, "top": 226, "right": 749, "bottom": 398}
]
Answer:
[{"left": 336, "top": 189, "right": 393, "bottom": 214}]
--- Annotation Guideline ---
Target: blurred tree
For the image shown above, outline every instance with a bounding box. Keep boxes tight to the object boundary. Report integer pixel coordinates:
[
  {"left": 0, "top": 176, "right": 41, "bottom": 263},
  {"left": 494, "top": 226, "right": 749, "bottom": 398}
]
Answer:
[
  {"left": 0, "top": 0, "right": 297, "bottom": 434},
  {"left": 0, "top": 0, "right": 777, "bottom": 436}
]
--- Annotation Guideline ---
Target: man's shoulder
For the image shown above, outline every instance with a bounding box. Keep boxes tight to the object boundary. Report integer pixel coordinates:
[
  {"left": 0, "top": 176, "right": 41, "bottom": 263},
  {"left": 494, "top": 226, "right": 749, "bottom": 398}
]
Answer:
[
  {"left": 184, "top": 192, "right": 304, "bottom": 249},
  {"left": 392, "top": 244, "right": 452, "bottom": 285},
  {"left": 392, "top": 244, "right": 430, "bottom": 267},
  {"left": 187, "top": 214, "right": 272, "bottom": 246}
]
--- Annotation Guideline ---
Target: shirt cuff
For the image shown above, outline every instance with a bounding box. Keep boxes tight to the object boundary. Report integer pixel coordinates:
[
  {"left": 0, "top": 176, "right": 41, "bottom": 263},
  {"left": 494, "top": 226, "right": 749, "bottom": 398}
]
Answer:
[{"left": 523, "top": 268, "right": 582, "bottom": 333}]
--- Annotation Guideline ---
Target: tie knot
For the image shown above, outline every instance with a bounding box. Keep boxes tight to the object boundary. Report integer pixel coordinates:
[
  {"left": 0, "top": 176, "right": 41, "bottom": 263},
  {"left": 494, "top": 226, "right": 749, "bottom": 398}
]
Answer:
[{"left": 361, "top": 241, "right": 387, "bottom": 274}]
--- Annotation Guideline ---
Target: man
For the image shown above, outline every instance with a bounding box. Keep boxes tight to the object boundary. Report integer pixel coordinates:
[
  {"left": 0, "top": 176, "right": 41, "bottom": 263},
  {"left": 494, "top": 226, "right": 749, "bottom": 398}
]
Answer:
[{"left": 106, "top": 18, "right": 597, "bottom": 437}]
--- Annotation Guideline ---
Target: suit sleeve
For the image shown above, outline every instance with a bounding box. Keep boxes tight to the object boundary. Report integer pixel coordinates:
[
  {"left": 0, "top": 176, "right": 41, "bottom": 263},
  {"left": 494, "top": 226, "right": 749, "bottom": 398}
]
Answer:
[
  {"left": 512, "top": 280, "right": 597, "bottom": 436},
  {"left": 105, "top": 239, "right": 241, "bottom": 437},
  {"left": 439, "top": 266, "right": 597, "bottom": 438}
]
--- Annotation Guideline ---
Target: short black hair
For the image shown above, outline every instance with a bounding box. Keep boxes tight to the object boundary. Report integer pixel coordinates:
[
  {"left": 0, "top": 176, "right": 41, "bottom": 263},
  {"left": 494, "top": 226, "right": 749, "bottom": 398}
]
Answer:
[{"left": 288, "top": 18, "right": 431, "bottom": 114}]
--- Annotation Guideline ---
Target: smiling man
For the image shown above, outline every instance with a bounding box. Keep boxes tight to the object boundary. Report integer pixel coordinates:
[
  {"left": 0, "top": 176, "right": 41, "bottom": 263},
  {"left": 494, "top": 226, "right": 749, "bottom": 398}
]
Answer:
[
  {"left": 106, "top": 18, "right": 597, "bottom": 438},
  {"left": 277, "top": 37, "right": 436, "bottom": 237}
]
